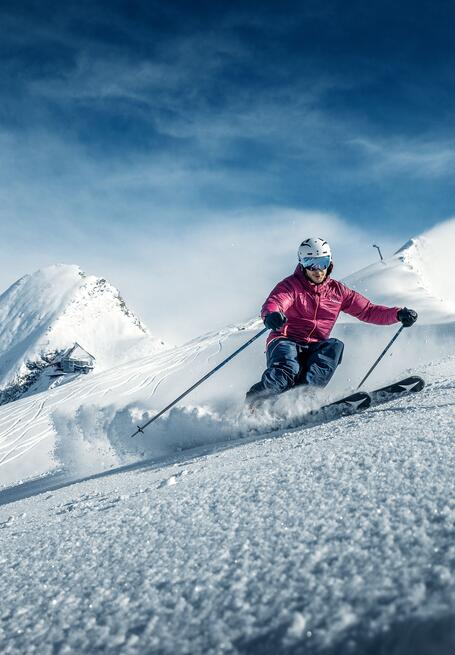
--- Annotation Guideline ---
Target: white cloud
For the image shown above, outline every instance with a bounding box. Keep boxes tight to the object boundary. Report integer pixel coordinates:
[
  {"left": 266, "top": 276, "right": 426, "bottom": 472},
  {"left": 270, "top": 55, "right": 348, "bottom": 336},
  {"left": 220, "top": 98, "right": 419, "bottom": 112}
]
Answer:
[
  {"left": 0, "top": 207, "right": 399, "bottom": 345},
  {"left": 350, "top": 137, "right": 455, "bottom": 178},
  {"left": 0, "top": 17, "right": 445, "bottom": 346}
]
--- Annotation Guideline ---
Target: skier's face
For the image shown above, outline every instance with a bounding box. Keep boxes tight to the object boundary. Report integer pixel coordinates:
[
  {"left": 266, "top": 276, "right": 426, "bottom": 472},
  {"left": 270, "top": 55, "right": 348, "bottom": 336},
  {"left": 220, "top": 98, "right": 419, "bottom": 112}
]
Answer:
[{"left": 305, "top": 267, "right": 327, "bottom": 284}]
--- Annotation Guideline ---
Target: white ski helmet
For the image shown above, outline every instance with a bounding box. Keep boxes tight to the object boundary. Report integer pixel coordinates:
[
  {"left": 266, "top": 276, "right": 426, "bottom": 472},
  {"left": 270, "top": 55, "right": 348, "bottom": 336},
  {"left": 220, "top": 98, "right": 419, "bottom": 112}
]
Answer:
[{"left": 298, "top": 237, "right": 332, "bottom": 264}]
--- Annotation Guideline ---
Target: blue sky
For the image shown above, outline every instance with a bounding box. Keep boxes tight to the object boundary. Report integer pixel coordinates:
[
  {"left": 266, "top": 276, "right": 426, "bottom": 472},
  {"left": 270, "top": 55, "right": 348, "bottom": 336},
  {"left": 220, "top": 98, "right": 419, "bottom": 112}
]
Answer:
[{"left": 0, "top": 0, "right": 454, "bottom": 340}]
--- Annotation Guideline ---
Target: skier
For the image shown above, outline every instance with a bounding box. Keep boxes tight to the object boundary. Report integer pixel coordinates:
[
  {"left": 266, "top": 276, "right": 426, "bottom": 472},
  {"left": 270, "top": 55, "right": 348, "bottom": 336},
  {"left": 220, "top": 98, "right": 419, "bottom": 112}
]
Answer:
[{"left": 246, "top": 237, "right": 418, "bottom": 406}]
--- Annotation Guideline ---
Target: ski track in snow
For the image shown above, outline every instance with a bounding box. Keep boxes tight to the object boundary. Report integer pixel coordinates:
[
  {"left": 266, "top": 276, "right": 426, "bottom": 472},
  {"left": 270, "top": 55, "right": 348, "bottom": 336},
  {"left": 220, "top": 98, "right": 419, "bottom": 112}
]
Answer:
[
  {"left": 0, "top": 331, "right": 234, "bottom": 477},
  {"left": 1, "top": 322, "right": 454, "bottom": 487}
]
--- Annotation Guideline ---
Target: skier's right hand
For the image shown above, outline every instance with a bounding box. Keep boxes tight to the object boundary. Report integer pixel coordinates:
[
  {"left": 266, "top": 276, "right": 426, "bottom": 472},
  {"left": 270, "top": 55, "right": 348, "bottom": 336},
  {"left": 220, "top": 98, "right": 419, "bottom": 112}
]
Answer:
[
  {"left": 397, "top": 307, "right": 418, "bottom": 327},
  {"left": 264, "top": 311, "right": 287, "bottom": 330}
]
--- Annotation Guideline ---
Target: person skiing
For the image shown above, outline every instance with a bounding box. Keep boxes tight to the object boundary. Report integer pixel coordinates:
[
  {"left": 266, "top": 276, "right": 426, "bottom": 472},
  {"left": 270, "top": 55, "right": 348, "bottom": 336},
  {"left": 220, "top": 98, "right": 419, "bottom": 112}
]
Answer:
[{"left": 246, "top": 237, "right": 418, "bottom": 406}]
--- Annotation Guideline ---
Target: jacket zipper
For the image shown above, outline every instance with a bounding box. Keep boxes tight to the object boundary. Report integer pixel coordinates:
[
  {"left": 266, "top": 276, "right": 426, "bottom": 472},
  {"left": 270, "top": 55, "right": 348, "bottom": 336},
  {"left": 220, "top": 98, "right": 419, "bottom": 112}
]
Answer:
[{"left": 306, "top": 294, "right": 320, "bottom": 341}]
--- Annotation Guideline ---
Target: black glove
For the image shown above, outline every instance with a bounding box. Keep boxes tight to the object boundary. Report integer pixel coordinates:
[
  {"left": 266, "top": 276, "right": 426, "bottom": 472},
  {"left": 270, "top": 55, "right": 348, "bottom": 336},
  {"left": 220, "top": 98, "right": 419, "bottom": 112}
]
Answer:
[
  {"left": 264, "top": 311, "right": 287, "bottom": 331},
  {"left": 397, "top": 307, "right": 418, "bottom": 327}
]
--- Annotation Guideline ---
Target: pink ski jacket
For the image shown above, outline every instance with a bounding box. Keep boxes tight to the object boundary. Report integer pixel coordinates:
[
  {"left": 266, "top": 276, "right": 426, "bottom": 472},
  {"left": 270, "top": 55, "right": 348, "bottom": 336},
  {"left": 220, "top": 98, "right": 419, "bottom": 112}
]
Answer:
[{"left": 262, "top": 266, "right": 400, "bottom": 347}]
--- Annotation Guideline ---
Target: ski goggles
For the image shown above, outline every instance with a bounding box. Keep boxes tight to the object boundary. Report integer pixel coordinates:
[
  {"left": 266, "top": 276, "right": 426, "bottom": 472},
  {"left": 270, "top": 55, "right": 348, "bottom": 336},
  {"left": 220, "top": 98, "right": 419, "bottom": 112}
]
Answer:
[{"left": 301, "top": 255, "right": 331, "bottom": 271}]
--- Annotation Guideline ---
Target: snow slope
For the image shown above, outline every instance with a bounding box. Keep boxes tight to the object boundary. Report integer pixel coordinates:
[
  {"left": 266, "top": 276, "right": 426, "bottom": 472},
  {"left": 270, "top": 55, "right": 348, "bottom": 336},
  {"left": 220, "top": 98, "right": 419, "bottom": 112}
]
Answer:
[
  {"left": 0, "top": 264, "right": 166, "bottom": 403},
  {"left": 342, "top": 218, "right": 455, "bottom": 323},
  {"left": 0, "top": 355, "right": 454, "bottom": 654},
  {"left": 0, "top": 219, "right": 454, "bottom": 654}
]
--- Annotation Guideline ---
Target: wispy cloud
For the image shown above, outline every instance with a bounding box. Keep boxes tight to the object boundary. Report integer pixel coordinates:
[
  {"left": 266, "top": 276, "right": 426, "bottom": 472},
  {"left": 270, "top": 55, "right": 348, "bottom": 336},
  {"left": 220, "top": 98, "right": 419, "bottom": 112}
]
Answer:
[
  {"left": 0, "top": 0, "right": 453, "bottom": 339},
  {"left": 350, "top": 137, "right": 455, "bottom": 178}
]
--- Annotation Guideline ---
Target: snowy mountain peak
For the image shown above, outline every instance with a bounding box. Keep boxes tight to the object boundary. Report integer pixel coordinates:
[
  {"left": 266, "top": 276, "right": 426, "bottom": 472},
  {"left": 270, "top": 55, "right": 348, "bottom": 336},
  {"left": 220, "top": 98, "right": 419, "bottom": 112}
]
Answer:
[
  {"left": 0, "top": 264, "right": 166, "bottom": 403},
  {"left": 343, "top": 218, "right": 455, "bottom": 322},
  {"left": 394, "top": 237, "right": 415, "bottom": 255}
]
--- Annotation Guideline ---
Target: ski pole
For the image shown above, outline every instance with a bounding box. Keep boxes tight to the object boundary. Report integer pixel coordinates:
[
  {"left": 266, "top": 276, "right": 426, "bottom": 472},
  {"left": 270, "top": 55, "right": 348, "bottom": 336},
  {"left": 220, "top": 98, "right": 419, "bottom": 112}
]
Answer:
[
  {"left": 130, "top": 326, "right": 268, "bottom": 438},
  {"left": 356, "top": 325, "right": 404, "bottom": 389}
]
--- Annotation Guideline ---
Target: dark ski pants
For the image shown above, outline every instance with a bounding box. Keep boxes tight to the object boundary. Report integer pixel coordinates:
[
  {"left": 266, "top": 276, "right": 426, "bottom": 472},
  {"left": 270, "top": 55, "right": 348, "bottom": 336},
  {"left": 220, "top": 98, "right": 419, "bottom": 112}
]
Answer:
[{"left": 248, "top": 338, "right": 344, "bottom": 398}]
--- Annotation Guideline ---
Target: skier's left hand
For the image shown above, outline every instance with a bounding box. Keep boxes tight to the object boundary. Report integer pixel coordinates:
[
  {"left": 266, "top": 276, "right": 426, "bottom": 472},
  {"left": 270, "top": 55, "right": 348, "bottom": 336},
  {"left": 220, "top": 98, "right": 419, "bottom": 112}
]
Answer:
[{"left": 397, "top": 307, "right": 418, "bottom": 327}]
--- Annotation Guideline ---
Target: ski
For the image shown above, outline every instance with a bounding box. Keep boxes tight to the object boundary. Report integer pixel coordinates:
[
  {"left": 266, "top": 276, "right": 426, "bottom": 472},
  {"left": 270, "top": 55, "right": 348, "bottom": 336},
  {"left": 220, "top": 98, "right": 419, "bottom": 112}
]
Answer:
[
  {"left": 368, "top": 375, "right": 425, "bottom": 406},
  {"left": 319, "top": 390, "right": 371, "bottom": 413},
  {"left": 254, "top": 390, "right": 372, "bottom": 434},
  {"left": 249, "top": 376, "right": 424, "bottom": 435},
  {"left": 309, "top": 390, "right": 372, "bottom": 423},
  {"left": 296, "top": 377, "right": 424, "bottom": 428}
]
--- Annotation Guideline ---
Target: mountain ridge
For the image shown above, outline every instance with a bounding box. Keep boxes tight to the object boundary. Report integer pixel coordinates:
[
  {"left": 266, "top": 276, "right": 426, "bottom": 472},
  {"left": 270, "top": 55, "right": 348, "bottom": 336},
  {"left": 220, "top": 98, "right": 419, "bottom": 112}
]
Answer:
[{"left": 0, "top": 264, "right": 165, "bottom": 405}]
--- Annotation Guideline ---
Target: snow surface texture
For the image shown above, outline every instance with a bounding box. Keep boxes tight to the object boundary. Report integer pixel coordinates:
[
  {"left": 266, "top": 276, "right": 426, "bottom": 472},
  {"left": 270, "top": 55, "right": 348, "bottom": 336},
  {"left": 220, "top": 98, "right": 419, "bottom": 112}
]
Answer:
[
  {"left": 0, "top": 264, "right": 165, "bottom": 404},
  {"left": 0, "top": 356, "right": 454, "bottom": 654},
  {"left": 0, "top": 219, "right": 455, "bottom": 653}
]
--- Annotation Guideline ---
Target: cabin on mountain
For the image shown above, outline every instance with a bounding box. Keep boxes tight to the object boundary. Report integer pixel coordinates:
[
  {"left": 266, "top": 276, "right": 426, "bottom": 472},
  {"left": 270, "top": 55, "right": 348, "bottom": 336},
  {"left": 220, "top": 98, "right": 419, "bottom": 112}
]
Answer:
[{"left": 53, "top": 343, "right": 96, "bottom": 375}]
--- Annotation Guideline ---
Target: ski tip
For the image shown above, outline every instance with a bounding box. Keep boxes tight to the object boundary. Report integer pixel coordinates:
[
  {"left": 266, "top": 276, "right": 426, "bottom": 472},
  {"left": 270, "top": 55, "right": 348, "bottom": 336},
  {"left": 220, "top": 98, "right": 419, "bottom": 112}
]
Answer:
[
  {"left": 408, "top": 377, "right": 425, "bottom": 392},
  {"left": 325, "top": 391, "right": 371, "bottom": 411}
]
